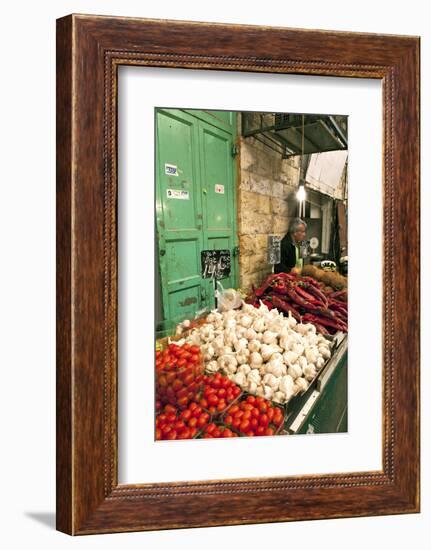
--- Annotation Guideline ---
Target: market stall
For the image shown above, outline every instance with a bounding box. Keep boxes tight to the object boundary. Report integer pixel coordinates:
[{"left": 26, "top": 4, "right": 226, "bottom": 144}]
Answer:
[{"left": 155, "top": 268, "right": 347, "bottom": 440}]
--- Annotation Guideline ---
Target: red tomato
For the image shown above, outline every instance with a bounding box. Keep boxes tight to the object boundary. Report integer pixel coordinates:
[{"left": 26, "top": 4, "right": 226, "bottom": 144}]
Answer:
[
  {"left": 213, "top": 429, "right": 221, "bottom": 438},
  {"left": 167, "top": 430, "right": 177, "bottom": 440},
  {"left": 197, "top": 413, "right": 209, "bottom": 428},
  {"left": 189, "top": 354, "right": 200, "bottom": 364},
  {"left": 256, "top": 426, "right": 265, "bottom": 436},
  {"left": 206, "top": 423, "right": 216, "bottom": 434},
  {"left": 243, "top": 410, "right": 251, "bottom": 420},
  {"left": 188, "top": 417, "right": 198, "bottom": 429},
  {"left": 217, "top": 388, "right": 226, "bottom": 398},
  {"left": 200, "top": 398, "right": 208, "bottom": 409},
  {"left": 225, "top": 415, "right": 233, "bottom": 425},
  {"left": 267, "top": 407, "right": 275, "bottom": 422},
  {"left": 259, "top": 414, "right": 269, "bottom": 427},
  {"left": 155, "top": 428, "right": 162, "bottom": 440},
  {"left": 178, "top": 428, "right": 191, "bottom": 439},
  {"left": 208, "top": 394, "right": 218, "bottom": 406},
  {"left": 164, "top": 404, "right": 176, "bottom": 414},
  {"left": 181, "top": 409, "right": 192, "bottom": 421},
  {"left": 265, "top": 427, "right": 275, "bottom": 436},
  {"left": 246, "top": 431, "right": 255, "bottom": 437},
  {"left": 246, "top": 395, "right": 256, "bottom": 404},
  {"left": 229, "top": 405, "right": 239, "bottom": 414},
  {"left": 211, "top": 378, "right": 221, "bottom": 389},
  {"left": 239, "top": 419, "right": 250, "bottom": 432},
  {"left": 258, "top": 402, "right": 268, "bottom": 413},
  {"left": 189, "top": 402, "right": 198, "bottom": 411},
  {"left": 192, "top": 405, "right": 202, "bottom": 418},
  {"left": 177, "top": 396, "right": 188, "bottom": 408},
  {"left": 161, "top": 425, "right": 172, "bottom": 436},
  {"left": 250, "top": 418, "right": 258, "bottom": 430},
  {"left": 221, "top": 377, "right": 231, "bottom": 389},
  {"left": 232, "top": 418, "right": 241, "bottom": 429},
  {"left": 166, "top": 413, "right": 177, "bottom": 423},
  {"left": 208, "top": 406, "right": 217, "bottom": 415},
  {"left": 190, "top": 345, "right": 200, "bottom": 355},
  {"left": 223, "top": 429, "right": 233, "bottom": 438},
  {"left": 251, "top": 407, "right": 260, "bottom": 419}
]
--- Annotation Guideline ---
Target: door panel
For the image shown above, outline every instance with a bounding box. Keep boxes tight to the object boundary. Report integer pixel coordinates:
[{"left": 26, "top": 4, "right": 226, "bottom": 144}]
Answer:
[
  {"left": 156, "top": 109, "right": 238, "bottom": 325},
  {"left": 199, "top": 122, "right": 238, "bottom": 302},
  {"left": 156, "top": 109, "right": 204, "bottom": 325}
]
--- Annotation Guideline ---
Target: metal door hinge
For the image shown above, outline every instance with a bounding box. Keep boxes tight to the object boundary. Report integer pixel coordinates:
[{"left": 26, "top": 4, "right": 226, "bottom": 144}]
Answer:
[{"left": 231, "top": 144, "right": 239, "bottom": 157}]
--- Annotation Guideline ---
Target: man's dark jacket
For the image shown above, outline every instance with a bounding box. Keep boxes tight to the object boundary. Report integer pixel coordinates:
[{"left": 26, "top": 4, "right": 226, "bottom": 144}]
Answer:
[{"left": 274, "top": 233, "right": 296, "bottom": 273}]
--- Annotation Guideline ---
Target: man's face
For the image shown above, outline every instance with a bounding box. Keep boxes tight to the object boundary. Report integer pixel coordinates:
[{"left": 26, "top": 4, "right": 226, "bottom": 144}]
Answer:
[{"left": 293, "top": 224, "right": 306, "bottom": 243}]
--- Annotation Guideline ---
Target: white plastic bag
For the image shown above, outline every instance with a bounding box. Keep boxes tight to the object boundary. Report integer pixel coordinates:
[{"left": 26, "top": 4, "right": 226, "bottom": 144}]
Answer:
[{"left": 215, "top": 281, "right": 242, "bottom": 312}]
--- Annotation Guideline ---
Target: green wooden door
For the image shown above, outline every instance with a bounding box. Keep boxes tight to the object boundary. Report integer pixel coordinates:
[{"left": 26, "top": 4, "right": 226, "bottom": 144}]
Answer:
[{"left": 156, "top": 108, "right": 238, "bottom": 327}]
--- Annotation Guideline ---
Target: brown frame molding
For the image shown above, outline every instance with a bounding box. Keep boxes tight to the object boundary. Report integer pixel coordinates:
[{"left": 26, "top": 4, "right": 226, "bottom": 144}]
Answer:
[{"left": 56, "top": 14, "right": 420, "bottom": 534}]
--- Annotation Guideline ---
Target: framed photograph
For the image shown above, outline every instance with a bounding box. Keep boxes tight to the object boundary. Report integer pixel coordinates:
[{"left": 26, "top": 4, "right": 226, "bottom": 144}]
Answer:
[{"left": 56, "top": 14, "right": 420, "bottom": 534}]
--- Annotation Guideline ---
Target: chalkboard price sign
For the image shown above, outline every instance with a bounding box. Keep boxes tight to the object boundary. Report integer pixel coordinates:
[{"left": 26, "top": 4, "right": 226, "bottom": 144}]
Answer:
[
  {"left": 201, "top": 250, "right": 231, "bottom": 279},
  {"left": 267, "top": 235, "right": 281, "bottom": 265}
]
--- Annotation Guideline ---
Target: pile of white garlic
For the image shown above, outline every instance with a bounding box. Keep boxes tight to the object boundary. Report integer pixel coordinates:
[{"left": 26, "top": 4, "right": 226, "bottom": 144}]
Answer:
[{"left": 174, "top": 301, "right": 332, "bottom": 405}]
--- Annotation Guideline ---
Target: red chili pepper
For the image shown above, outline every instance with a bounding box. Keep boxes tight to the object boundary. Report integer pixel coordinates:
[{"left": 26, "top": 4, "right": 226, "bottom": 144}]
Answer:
[
  {"left": 254, "top": 274, "right": 283, "bottom": 297},
  {"left": 268, "top": 294, "right": 302, "bottom": 321},
  {"left": 294, "top": 285, "right": 323, "bottom": 305}
]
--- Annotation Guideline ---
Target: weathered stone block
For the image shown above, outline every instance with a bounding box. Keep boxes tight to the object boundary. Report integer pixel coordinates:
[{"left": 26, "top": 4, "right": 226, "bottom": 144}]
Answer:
[
  {"left": 258, "top": 194, "right": 271, "bottom": 215},
  {"left": 240, "top": 143, "right": 257, "bottom": 172}
]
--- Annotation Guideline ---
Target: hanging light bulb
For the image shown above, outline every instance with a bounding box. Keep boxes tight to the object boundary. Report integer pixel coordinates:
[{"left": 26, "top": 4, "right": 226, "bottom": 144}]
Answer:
[{"left": 296, "top": 183, "right": 306, "bottom": 202}]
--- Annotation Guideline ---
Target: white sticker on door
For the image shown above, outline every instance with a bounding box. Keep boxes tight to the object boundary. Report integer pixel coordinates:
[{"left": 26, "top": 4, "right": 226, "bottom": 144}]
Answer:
[
  {"left": 167, "top": 189, "right": 189, "bottom": 200},
  {"left": 215, "top": 184, "right": 225, "bottom": 194},
  {"left": 165, "top": 163, "right": 178, "bottom": 176}
]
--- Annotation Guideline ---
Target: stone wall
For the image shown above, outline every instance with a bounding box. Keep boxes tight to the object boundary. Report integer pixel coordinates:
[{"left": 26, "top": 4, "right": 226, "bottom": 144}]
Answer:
[{"left": 237, "top": 114, "right": 301, "bottom": 292}]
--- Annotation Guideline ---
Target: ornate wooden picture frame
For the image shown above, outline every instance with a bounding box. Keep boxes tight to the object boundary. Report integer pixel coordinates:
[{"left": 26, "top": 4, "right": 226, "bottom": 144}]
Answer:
[{"left": 56, "top": 14, "right": 420, "bottom": 534}]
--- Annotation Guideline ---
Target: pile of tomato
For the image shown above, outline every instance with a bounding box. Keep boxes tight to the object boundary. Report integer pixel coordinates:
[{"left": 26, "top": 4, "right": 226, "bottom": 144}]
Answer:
[
  {"left": 200, "top": 423, "right": 239, "bottom": 438},
  {"left": 155, "top": 402, "right": 211, "bottom": 440},
  {"left": 224, "top": 395, "right": 285, "bottom": 437},
  {"left": 195, "top": 372, "right": 242, "bottom": 415},
  {"left": 156, "top": 343, "right": 204, "bottom": 409}
]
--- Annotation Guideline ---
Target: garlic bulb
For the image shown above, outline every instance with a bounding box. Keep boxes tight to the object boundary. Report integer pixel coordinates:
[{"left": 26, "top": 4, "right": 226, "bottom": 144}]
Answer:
[
  {"left": 279, "top": 374, "right": 295, "bottom": 397},
  {"left": 305, "top": 347, "right": 318, "bottom": 365},
  {"left": 303, "top": 364, "right": 317, "bottom": 381},
  {"left": 298, "top": 356, "right": 308, "bottom": 371},
  {"left": 294, "top": 377, "right": 309, "bottom": 394},
  {"left": 236, "top": 349, "right": 250, "bottom": 365},
  {"left": 240, "top": 314, "right": 253, "bottom": 328},
  {"left": 206, "top": 360, "right": 218, "bottom": 373},
  {"left": 292, "top": 343, "right": 305, "bottom": 356},
  {"left": 202, "top": 343, "right": 215, "bottom": 361},
  {"left": 263, "top": 373, "right": 280, "bottom": 390},
  {"left": 235, "top": 325, "right": 247, "bottom": 338},
  {"left": 250, "top": 351, "right": 263, "bottom": 367},
  {"left": 233, "top": 372, "right": 246, "bottom": 386},
  {"left": 262, "top": 330, "right": 278, "bottom": 345},
  {"left": 318, "top": 345, "right": 331, "bottom": 359},
  {"left": 252, "top": 318, "right": 266, "bottom": 333},
  {"left": 287, "top": 363, "right": 302, "bottom": 380},
  {"left": 248, "top": 381, "right": 258, "bottom": 394},
  {"left": 245, "top": 328, "right": 257, "bottom": 341},
  {"left": 263, "top": 385, "right": 273, "bottom": 400},
  {"left": 283, "top": 350, "right": 299, "bottom": 366},
  {"left": 316, "top": 356, "right": 325, "bottom": 370},
  {"left": 248, "top": 339, "right": 261, "bottom": 353},
  {"left": 237, "top": 364, "right": 251, "bottom": 375},
  {"left": 247, "top": 369, "right": 261, "bottom": 385},
  {"left": 234, "top": 337, "right": 248, "bottom": 352}
]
